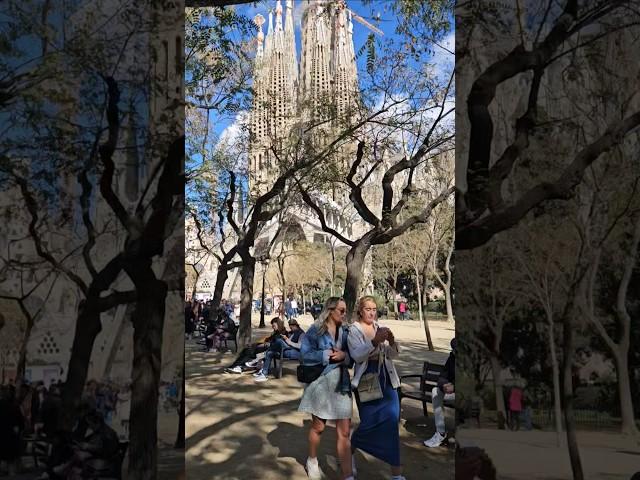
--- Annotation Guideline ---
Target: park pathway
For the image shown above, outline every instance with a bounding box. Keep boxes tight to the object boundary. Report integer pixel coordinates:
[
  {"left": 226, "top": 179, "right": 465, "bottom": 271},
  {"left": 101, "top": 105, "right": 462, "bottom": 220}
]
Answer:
[{"left": 185, "top": 314, "right": 455, "bottom": 480}]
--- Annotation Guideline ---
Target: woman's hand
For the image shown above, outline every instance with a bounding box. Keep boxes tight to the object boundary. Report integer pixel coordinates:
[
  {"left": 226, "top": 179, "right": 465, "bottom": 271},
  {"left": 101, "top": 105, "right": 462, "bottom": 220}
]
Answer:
[
  {"left": 372, "top": 328, "right": 388, "bottom": 347},
  {"left": 329, "top": 349, "right": 346, "bottom": 363},
  {"left": 386, "top": 328, "right": 395, "bottom": 345}
]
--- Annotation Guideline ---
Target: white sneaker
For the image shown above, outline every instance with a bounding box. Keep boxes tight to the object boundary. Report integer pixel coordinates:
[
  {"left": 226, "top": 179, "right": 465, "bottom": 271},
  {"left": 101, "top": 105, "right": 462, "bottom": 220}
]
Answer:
[
  {"left": 254, "top": 373, "right": 268, "bottom": 382},
  {"left": 305, "top": 457, "right": 323, "bottom": 479},
  {"left": 226, "top": 366, "right": 242, "bottom": 374},
  {"left": 423, "top": 431, "right": 445, "bottom": 448},
  {"left": 252, "top": 370, "right": 264, "bottom": 377},
  {"left": 245, "top": 359, "right": 259, "bottom": 367}
]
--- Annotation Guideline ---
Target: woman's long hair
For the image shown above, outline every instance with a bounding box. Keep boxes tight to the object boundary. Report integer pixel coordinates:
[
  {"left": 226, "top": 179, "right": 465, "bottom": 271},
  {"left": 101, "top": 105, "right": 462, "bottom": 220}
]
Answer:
[
  {"left": 271, "top": 317, "right": 287, "bottom": 334},
  {"left": 315, "top": 297, "right": 344, "bottom": 335},
  {"left": 353, "top": 295, "right": 377, "bottom": 323}
]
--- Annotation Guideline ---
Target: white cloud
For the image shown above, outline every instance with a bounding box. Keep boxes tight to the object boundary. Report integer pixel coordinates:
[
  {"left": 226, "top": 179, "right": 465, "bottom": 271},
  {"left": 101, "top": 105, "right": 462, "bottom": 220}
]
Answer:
[
  {"left": 217, "top": 111, "right": 250, "bottom": 168},
  {"left": 431, "top": 30, "right": 455, "bottom": 79}
]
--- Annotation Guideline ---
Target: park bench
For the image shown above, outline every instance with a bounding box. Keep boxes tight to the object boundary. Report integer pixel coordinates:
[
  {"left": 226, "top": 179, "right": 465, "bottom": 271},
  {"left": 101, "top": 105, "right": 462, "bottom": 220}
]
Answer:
[
  {"left": 398, "top": 361, "right": 455, "bottom": 417},
  {"left": 270, "top": 344, "right": 299, "bottom": 378},
  {"left": 82, "top": 441, "right": 129, "bottom": 480},
  {"left": 220, "top": 333, "right": 238, "bottom": 353},
  {"left": 20, "top": 432, "right": 53, "bottom": 470}
]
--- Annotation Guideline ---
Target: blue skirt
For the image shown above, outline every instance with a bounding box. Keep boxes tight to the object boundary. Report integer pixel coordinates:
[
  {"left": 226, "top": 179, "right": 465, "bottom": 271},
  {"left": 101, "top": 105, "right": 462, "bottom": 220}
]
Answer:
[{"left": 351, "top": 361, "right": 400, "bottom": 466}]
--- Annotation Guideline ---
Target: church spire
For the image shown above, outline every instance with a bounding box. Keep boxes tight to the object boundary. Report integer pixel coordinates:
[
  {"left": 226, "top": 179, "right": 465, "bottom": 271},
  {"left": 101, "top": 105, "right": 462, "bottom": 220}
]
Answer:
[
  {"left": 264, "top": 9, "right": 274, "bottom": 56},
  {"left": 275, "top": 0, "right": 283, "bottom": 31},
  {"left": 254, "top": 14, "right": 265, "bottom": 60},
  {"left": 285, "top": 0, "right": 294, "bottom": 35}
]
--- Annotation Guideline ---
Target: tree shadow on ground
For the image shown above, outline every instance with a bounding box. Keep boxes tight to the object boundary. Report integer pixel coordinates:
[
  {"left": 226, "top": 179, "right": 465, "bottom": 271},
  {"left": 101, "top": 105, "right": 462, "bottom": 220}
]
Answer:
[{"left": 185, "top": 320, "right": 455, "bottom": 479}]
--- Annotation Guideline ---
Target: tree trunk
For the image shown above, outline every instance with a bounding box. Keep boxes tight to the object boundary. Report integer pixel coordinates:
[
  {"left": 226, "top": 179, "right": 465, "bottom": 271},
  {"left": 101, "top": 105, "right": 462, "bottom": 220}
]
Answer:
[
  {"left": 238, "top": 254, "right": 256, "bottom": 349},
  {"left": 547, "top": 317, "right": 564, "bottom": 447},
  {"left": 16, "top": 309, "right": 35, "bottom": 382},
  {"left": 330, "top": 242, "right": 336, "bottom": 297},
  {"left": 211, "top": 263, "right": 232, "bottom": 314},
  {"left": 277, "top": 253, "right": 286, "bottom": 301},
  {"left": 259, "top": 263, "right": 267, "bottom": 328},
  {"left": 60, "top": 303, "right": 103, "bottom": 429},
  {"left": 421, "top": 264, "right": 429, "bottom": 313},
  {"left": 443, "top": 282, "right": 453, "bottom": 322},
  {"left": 190, "top": 265, "right": 199, "bottom": 301},
  {"left": 174, "top": 363, "right": 185, "bottom": 449},
  {"left": 301, "top": 284, "right": 306, "bottom": 317},
  {"left": 415, "top": 269, "right": 433, "bottom": 350},
  {"left": 562, "top": 311, "right": 584, "bottom": 480},
  {"left": 434, "top": 240, "right": 454, "bottom": 323},
  {"left": 489, "top": 354, "right": 507, "bottom": 429},
  {"left": 128, "top": 268, "right": 168, "bottom": 480},
  {"left": 614, "top": 349, "right": 638, "bottom": 436},
  {"left": 343, "top": 241, "right": 369, "bottom": 318}
]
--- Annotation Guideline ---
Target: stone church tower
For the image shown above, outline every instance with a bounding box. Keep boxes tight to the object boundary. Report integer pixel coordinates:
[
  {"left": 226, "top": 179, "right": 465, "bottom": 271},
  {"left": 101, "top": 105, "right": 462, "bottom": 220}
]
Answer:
[
  {"left": 216, "top": 0, "right": 374, "bottom": 301},
  {"left": 249, "top": 0, "right": 359, "bottom": 196}
]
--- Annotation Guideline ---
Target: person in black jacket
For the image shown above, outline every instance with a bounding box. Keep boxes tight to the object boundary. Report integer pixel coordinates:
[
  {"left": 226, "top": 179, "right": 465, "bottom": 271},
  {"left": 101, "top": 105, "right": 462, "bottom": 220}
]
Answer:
[
  {"left": 206, "top": 309, "right": 237, "bottom": 352},
  {"left": 424, "top": 337, "right": 455, "bottom": 448}
]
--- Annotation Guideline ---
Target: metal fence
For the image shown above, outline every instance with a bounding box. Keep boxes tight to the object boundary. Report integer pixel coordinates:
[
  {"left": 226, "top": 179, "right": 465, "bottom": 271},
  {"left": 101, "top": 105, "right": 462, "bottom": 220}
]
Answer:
[{"left": 480, "top": 408, "right": 624, "bottom": 431}]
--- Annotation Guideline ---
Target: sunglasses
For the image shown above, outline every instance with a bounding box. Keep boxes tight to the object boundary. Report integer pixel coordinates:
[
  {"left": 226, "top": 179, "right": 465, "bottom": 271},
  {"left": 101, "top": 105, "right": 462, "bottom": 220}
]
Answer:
[{"left": 331, "top": 307, "right": 347, "bottom": 313}]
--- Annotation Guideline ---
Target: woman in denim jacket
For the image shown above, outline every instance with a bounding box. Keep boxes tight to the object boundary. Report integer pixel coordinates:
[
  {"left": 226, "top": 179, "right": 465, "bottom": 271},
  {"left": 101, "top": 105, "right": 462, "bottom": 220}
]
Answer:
[{"left": 298, "top": 297, "right": 354, "bottom": 480}]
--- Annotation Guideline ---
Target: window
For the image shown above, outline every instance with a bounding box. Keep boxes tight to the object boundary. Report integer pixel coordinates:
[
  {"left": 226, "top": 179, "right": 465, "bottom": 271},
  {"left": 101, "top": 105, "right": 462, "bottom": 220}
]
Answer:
[{"left": 37, "top": 331, "right": 60, "bottom": 356}]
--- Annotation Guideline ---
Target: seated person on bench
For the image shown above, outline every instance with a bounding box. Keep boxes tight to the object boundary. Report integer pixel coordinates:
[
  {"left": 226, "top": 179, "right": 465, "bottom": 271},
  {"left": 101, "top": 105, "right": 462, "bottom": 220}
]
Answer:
[
  {"left": 49, "top": 409, "right": 120, "bottom": 480},
  {"left": 424, "top": 337, "right": 455, "bottom": 448},
  {"left": 206, "top": 309, "right": 237, "bottom": 352},
  {"left": 253, "top": 318, "right": 305, "bottom": 382},
  {"left": 225, "top": 318, "right": 287, "bottom": 373}
]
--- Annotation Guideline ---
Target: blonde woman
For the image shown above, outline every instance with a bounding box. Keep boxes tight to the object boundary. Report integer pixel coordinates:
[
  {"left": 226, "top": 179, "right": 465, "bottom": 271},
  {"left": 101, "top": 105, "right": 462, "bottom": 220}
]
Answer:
[
  {"left": 298, "top": 297, "right": 354, "bottom": 480},
  {"left": 348, "top": 296, "right": 405, "bottom": 480}
]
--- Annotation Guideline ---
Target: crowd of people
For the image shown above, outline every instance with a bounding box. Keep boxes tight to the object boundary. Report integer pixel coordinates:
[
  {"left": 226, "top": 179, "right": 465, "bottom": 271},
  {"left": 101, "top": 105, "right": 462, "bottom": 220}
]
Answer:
[
  {"left": 187, "top": 293, "right": 456, "bottom": 480},
  {"left": 185, "top": 298, "right": 240, "bottom": 353},
  {"left": 0, "top": 378, "right": 128, "bottom": 477}
]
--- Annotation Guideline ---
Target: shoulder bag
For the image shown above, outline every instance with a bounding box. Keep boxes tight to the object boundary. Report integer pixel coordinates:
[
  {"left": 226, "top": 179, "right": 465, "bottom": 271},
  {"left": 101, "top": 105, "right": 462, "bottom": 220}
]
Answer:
[
  {"left": 356, "top": 350, "right": 384, "bottom": 403},
  {"left": 297, "top": 364, "right": 324, "bottom": 384}
]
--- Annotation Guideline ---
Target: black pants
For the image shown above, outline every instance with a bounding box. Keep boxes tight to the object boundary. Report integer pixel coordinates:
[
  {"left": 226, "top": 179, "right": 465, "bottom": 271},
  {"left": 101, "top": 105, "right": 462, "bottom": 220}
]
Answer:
[{"left": 229, "top": 343, "right": 269, "bottom": 368}]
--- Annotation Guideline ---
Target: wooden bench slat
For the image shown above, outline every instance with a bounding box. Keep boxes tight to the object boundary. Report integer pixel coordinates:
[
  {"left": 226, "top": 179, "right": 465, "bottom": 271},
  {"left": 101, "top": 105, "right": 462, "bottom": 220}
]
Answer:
[{"left": 398, "top": 361, "right": 454, "bottom": 418}]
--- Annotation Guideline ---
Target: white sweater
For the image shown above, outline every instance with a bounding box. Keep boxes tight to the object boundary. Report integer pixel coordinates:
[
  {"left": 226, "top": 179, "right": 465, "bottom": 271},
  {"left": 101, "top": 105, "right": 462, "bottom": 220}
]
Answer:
[{"left": 347, "top": 321, "right": 400, "bottom": 389}]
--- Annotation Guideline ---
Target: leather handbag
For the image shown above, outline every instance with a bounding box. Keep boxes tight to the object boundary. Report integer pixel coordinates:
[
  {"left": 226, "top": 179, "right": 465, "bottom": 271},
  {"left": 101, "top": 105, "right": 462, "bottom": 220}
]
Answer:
[
  {"left": 297, "top": 364, "right": 324, "bottom": 384},
  {"left": 356, "top": 351, "right": 384, "bottom": 402}
]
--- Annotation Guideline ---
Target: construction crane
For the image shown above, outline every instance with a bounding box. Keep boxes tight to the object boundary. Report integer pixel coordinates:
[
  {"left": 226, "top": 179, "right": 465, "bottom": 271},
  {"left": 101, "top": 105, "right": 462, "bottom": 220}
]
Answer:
[
  {"left": 335, "top": 0, "right": 384, "bottom": 36},
  {"left": 350, "top": 9, "right": 384, "bottom": 36}
]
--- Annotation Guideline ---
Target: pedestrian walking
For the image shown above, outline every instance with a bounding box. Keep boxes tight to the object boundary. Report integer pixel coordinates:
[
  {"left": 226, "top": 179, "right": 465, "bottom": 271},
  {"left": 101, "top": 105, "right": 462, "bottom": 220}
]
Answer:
[
  {"left": 348, "top": 296, "right": 405, "bottom": 480},
  {"left": 298, "top": 297, "right": 354, "bottom": 480}
]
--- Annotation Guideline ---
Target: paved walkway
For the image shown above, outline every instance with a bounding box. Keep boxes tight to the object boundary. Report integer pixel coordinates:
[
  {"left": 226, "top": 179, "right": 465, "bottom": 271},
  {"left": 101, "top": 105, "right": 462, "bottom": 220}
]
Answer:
[
  {"left": 457, "top": 427, "right": 640, "bottom": 480},
  {"left": 186, "top": 314, "right": 455, "bottom": 479}
]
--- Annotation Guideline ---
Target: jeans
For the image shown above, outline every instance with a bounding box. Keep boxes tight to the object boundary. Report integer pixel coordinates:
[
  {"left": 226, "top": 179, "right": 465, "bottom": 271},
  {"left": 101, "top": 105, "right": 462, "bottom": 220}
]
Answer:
[
  {"left": 432, "top": 386, "right": 455, "bottom": 435},
  {"left": 260, "top": 338, "right": 300, "bottom": 375}
]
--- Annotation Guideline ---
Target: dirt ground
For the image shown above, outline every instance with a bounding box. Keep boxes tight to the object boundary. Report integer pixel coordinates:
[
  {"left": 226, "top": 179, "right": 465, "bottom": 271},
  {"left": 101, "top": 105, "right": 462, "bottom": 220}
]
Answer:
[{"left": 186, "top": 314, "right": 455, "bottom": 480}]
